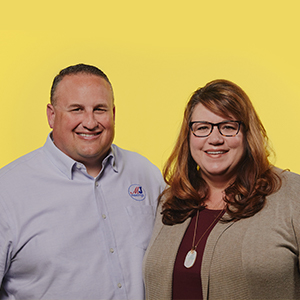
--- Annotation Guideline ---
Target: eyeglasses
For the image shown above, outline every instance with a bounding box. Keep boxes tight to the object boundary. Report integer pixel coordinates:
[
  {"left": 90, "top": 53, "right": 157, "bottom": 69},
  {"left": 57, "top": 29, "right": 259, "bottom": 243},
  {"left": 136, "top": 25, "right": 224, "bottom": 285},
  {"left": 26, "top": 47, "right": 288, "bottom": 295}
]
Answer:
[{"left": 189, "top": 121, "right": 242, "bottom": 137}]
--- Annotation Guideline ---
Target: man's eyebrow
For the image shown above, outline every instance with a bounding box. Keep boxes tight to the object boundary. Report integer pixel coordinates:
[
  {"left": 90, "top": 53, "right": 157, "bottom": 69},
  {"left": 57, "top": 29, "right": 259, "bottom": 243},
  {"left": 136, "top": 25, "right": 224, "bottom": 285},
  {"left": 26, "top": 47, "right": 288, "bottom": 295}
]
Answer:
[
  {"left": 95, "top": 103, "right": 109, "bottom": 108},
  {"left": 67, "top": 104, "right": 83, "bottom": 108}
]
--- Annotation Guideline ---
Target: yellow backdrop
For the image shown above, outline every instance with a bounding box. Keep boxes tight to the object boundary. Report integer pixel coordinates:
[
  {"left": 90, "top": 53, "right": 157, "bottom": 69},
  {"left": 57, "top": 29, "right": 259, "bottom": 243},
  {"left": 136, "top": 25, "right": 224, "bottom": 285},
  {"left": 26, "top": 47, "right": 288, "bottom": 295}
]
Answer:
[{"left": 1, "top": 0, "right": 300, "bottom": 173}]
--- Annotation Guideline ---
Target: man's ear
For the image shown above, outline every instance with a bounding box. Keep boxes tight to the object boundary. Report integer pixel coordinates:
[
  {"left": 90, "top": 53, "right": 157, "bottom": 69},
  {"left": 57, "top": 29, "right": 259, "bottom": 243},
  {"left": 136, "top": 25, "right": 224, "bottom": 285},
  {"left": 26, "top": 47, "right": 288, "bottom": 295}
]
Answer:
[{"left": 47, "top": 104, "right": 55, "bottom": 129}]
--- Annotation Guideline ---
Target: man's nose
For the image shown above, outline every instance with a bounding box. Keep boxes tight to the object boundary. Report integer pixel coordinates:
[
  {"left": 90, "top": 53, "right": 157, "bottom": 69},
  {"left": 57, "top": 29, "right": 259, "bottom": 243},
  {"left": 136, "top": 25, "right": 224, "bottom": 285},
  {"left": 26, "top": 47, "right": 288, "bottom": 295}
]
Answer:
[{"left": 82, "top": 111, "right": 98, "bottom": 129}]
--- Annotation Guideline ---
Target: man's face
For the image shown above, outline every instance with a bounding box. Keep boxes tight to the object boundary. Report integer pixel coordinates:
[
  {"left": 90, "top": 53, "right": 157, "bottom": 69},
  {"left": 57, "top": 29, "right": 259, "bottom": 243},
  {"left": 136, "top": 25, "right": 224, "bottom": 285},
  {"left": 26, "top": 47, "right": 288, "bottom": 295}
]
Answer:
[{"left": 47, "top": 73, "right": 115, "bottom": 172}]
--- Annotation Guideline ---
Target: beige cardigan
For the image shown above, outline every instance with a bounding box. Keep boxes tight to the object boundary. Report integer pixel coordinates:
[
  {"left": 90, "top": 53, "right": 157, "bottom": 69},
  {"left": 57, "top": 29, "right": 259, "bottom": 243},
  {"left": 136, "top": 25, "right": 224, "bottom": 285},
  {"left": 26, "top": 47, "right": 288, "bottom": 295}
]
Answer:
[{"left": 143, "top": 170, "right": 300, "bottom": 299}]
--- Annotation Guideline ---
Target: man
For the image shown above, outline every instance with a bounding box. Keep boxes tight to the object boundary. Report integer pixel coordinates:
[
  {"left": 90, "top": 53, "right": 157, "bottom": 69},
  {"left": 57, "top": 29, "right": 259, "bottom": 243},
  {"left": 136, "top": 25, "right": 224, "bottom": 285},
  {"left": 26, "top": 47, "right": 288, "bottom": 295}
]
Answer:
[{"left": 0, "top": 64, "right": 165, "bottom": 299}]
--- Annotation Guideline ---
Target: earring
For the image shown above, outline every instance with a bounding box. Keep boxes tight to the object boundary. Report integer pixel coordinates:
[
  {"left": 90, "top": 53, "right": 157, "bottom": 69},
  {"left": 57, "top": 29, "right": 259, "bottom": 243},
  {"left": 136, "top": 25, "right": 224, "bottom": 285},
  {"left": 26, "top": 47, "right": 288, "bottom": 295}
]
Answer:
[{"left": 196, "top": 165, "right": 200, "bottom": 171}]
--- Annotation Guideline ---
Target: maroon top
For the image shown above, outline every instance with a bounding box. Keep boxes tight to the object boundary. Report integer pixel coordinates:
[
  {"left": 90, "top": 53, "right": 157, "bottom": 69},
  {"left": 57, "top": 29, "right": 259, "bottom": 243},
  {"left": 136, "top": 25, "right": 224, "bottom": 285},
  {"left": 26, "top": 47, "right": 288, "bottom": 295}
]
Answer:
[{"left": 172, "top": 209, "right": 224, "bottom": 300}]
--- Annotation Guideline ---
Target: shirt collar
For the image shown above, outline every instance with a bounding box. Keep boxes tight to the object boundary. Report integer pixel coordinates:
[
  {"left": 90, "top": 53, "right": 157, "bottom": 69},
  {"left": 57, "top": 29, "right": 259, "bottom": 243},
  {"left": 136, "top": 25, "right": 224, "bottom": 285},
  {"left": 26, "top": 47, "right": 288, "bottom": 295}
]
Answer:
[
  {"left": 101, "top": 145, "right": 118, "bottom": 174},
  {"left": 43, "top": 133, "right": 118, "bottom": 180}
]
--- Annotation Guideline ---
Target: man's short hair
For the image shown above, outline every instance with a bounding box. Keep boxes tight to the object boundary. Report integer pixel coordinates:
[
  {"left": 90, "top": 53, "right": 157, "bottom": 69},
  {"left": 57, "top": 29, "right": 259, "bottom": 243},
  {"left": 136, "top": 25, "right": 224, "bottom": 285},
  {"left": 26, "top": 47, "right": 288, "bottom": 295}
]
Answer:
[{"left": 50, "top": 63, "right": 113, "bottom": 105}]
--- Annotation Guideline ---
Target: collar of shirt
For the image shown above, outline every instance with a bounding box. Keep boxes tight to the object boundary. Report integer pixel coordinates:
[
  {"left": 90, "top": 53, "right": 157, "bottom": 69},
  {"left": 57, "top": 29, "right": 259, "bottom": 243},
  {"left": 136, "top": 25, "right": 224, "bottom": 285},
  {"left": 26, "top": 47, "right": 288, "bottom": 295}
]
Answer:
[{"left": 43, "top": 133, "right": 118, "bottom": 180}]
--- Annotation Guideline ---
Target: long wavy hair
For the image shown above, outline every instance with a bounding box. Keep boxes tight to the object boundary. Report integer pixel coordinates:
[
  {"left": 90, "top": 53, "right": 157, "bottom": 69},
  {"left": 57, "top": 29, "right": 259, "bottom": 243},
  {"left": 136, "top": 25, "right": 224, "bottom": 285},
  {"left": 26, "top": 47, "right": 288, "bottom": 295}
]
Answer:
[{"left": 161, "top": 79, "right": 281, "bottom": 225}]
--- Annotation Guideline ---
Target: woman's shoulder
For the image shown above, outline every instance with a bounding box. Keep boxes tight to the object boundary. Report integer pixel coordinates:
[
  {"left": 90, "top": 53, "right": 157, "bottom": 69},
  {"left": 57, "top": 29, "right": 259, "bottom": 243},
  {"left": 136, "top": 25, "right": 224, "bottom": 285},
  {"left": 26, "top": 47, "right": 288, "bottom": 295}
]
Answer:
[
  {"left": 269, "top": 167, "right": 300, "bottom": 207},
  {"left": 275, "top": 167, "right": 300, "bottom": 188}
]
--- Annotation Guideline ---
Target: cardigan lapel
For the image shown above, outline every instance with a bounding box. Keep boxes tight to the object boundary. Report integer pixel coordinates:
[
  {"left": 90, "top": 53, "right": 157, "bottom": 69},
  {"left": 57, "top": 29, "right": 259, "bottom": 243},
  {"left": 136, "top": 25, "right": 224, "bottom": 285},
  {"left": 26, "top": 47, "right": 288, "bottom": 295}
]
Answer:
[{"left": 201, "top": 215, "right": 234, "bottom": 300}]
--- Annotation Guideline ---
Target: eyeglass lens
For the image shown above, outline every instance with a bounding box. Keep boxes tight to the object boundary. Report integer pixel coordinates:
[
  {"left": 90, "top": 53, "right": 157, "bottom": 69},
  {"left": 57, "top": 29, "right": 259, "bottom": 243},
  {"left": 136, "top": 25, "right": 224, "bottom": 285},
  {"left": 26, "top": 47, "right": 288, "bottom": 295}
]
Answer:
[{"left": 191, "top": 121, "right": 240, "bottom": 137}]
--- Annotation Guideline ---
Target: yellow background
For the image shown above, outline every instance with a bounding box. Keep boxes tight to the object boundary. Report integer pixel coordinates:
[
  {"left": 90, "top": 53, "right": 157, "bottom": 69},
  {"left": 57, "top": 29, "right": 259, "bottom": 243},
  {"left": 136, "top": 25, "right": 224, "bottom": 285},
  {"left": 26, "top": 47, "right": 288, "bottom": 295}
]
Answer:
[{"left": 1, "top": 1, "right": 299, "bottom": 173}]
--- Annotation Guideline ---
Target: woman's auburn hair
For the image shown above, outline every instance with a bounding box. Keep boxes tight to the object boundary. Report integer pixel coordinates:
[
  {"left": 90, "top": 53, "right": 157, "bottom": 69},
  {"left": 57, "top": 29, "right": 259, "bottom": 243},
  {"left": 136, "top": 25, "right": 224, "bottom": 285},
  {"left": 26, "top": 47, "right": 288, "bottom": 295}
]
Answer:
[{"left": 161, "top": 79, "right": 281, "bottom": 225}]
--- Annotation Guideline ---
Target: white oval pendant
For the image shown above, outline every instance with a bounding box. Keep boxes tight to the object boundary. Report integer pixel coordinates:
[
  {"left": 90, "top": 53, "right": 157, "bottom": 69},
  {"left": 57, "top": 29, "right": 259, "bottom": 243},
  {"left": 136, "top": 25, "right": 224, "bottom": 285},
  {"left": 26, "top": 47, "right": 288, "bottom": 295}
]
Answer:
[{"left": 184, "top": 250, "right": 197, "bottom": 268}]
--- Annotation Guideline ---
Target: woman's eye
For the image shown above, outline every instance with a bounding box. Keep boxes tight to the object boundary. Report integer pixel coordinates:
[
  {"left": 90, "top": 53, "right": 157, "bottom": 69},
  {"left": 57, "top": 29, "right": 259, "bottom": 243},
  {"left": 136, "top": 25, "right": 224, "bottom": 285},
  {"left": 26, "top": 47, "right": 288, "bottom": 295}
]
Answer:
[
  {"left": 222, "top": 124, "right": 238, "bottom": 130},
  {"left": 196, "top": 125, "right": 209, "bottom": 131}
]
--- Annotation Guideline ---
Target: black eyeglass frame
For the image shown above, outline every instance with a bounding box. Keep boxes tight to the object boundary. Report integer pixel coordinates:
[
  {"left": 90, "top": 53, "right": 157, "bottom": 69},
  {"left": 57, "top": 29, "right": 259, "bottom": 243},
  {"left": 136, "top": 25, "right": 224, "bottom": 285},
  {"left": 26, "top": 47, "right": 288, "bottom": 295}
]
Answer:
[{"left": 189, "top": 120, "right": 242, "bottom": 137}]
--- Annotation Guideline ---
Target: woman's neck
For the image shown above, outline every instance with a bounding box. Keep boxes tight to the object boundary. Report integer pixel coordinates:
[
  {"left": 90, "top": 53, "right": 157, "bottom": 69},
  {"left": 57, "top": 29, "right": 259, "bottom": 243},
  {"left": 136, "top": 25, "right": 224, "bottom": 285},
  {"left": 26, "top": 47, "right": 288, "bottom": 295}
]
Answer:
[
  {"left": 205, "top": 188, "right": 226, "bottom": 210},
  {"left": 204, "top": 180, "right": 231, "bottom": 210}
]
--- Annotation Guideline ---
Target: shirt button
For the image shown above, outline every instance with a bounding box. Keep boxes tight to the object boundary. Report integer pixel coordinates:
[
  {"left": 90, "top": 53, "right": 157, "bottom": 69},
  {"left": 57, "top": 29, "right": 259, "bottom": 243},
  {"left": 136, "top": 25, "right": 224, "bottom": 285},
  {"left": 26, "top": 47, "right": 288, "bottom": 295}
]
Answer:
[
  {"left": 95, "top": 182, "right": 99, "bottom": 187},
  {"left": 110, "top": 248, "right": 114, "bottom": 253},
  {"left": 118, "top": 283, "right": 122, "bottom": 288},
  {"left": 102, "top": 214, "right": 106, "bottom": 219}
]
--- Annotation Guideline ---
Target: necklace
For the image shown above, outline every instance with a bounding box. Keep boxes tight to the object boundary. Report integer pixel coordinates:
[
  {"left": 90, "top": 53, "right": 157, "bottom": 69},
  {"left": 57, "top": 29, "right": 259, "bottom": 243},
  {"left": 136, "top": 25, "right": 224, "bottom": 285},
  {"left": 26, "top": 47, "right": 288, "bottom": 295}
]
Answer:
[{"left": 184, "top": 208, "right": 224, "bottom": 268}]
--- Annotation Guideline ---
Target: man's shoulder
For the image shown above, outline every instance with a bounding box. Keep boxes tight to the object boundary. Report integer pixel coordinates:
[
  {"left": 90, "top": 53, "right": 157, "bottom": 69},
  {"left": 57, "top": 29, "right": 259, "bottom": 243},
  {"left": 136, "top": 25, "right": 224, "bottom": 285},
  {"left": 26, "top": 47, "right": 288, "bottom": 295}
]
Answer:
[
  {"left": 111, "top": 144, "right": 164, "bottom": 186},
  {"left": 112, "top": 144, "right": 158, "bottom": 167},
  {"left": 0, "top": 147, "right": 44, "bottom": 179}
]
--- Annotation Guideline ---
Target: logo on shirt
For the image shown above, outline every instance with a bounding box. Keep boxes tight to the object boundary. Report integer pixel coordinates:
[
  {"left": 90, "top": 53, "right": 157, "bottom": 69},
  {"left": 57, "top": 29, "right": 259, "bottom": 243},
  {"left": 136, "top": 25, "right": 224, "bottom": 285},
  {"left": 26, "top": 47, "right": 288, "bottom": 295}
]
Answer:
[{"left": 128, "top": 184, "right": 146, "bottom": 201}]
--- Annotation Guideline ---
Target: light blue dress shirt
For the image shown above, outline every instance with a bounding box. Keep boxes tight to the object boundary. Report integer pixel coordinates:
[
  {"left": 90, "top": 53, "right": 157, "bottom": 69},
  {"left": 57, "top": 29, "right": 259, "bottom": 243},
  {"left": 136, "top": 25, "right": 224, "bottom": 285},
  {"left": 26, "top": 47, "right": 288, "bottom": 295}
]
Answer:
[{"left": 0, "top": 134, "right": 165, "bottom": 299}]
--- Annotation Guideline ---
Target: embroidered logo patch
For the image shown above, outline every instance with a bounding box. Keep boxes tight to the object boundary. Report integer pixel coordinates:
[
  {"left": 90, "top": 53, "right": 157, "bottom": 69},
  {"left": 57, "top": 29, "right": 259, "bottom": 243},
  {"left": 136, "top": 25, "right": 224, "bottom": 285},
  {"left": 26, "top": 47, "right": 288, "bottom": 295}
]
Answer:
[{"left": 128, "top": 184, "right": 146, "bottom": 201}]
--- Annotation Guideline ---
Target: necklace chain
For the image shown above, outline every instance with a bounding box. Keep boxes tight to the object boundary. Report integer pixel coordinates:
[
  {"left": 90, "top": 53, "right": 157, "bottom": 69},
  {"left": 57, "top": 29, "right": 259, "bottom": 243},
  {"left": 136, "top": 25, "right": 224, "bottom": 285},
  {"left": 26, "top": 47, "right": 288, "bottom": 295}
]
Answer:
[
  {"left": 191, "top": 208, "right": 225, "bottom": 251},
  {"left": 184, "top": 207, "right": 225, "bottom": 268}
]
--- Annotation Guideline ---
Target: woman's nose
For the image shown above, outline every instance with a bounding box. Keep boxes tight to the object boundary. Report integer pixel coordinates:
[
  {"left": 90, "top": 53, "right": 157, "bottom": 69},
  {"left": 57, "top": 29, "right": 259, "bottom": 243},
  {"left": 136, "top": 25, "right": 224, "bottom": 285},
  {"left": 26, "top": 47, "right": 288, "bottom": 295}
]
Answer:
[{"left": 208, "top": 126, "right": 224, "bottom": 144}]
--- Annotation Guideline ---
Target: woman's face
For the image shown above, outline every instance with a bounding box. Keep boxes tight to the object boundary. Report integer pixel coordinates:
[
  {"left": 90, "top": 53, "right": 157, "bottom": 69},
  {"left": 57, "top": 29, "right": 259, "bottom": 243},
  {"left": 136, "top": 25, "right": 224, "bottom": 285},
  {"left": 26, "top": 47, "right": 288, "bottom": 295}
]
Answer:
[{"left": 189, "top": 103, "right": 245, "bottom": 185}]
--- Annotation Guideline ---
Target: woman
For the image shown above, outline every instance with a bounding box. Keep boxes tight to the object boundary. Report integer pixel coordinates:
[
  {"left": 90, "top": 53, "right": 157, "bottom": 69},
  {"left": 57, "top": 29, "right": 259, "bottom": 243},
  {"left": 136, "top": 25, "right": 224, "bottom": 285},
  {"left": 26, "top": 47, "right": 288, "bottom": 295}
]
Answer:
[{"left": 143, "top": 79, "right": 300, "bottom": 300}]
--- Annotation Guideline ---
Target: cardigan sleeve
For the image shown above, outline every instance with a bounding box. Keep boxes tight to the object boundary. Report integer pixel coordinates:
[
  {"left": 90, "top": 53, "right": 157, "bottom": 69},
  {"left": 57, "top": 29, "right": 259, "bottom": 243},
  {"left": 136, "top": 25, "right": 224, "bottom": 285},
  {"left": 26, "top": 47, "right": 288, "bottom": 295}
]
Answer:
[{"left": 286, "top": 171, "right": 300, "bottom": 271}]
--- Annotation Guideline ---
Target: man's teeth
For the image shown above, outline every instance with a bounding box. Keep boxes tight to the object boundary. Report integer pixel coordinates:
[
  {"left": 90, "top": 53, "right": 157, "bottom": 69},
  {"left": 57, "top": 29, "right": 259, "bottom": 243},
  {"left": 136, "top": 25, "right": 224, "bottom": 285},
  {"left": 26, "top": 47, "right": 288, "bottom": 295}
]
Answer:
[{"left": 78, "top": 133, "right": 98, "bottom": 137}]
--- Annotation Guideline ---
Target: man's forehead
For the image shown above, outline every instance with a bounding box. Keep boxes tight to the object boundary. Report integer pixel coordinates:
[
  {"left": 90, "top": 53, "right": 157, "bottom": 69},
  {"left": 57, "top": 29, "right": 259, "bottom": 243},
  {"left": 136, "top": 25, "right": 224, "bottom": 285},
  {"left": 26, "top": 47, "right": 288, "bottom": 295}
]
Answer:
[
  {"left": 55, "top": 73, "right": 114, "bottom": 103},
  {"left": 59, "top": 73, "right": 110, "bottom": 87}
]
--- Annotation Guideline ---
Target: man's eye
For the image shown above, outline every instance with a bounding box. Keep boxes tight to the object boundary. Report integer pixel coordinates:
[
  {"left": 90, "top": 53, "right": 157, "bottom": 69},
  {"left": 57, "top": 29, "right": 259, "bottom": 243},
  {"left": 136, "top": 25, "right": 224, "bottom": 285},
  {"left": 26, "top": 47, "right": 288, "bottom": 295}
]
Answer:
[{"left": 71, "top": 108, "right": 82, "bottom": 112}]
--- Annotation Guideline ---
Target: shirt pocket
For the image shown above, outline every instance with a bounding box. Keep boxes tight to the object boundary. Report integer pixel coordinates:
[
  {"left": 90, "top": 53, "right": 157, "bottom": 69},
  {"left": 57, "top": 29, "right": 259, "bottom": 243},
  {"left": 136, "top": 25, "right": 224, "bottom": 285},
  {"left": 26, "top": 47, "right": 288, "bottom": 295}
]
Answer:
[{"left": 126, "top": 205, "right": 155, "bottom": 250}]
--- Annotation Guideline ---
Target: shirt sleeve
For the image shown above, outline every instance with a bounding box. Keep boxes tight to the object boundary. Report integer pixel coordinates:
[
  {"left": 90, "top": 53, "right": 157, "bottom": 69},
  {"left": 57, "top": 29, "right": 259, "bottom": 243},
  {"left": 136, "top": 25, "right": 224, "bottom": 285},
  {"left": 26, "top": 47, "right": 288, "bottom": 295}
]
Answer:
[{"left": 0, "top": 198, "right": 13, "bottom": 283}]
